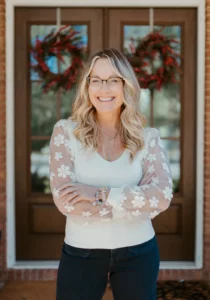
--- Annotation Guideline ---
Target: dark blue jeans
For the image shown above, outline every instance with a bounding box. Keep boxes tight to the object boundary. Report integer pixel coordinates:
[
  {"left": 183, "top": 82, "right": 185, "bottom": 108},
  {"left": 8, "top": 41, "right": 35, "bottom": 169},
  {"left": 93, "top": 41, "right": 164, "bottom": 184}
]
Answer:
[{"left": 56, "top": 235, "right": 160, "bottom": 300}]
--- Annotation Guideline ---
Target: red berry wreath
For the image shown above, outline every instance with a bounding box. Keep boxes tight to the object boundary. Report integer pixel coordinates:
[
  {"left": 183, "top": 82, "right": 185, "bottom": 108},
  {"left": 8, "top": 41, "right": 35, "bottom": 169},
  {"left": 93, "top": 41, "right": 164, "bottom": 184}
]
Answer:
[
  {"left": 30, "top": 26, "right": 86, "bottom": 92},
  {"left": 128, "top": 30, "right": 181, "bottom": 91}
]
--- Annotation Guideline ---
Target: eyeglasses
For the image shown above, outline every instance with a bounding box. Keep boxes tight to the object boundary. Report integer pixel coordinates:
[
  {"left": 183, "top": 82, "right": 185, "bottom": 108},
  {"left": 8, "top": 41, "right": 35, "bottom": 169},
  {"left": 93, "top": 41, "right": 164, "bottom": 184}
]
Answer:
[{"left": 86, "top": 76, "right": 124, "bottom": 90}]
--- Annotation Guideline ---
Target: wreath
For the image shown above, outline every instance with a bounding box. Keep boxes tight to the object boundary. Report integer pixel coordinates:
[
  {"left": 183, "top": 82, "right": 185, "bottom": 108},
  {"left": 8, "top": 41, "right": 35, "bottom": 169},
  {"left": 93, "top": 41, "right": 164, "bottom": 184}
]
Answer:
[
  {"left": 128, "top": 29, "right": 181, "bottom": 91},
  {"left": 30, "top": 26, "right": 86, "bottom": 92}
]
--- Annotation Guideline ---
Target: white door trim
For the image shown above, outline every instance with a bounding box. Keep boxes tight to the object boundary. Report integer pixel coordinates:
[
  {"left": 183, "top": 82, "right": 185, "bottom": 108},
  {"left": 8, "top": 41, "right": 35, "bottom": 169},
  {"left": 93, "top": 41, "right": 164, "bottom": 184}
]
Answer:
[{"left": 6, "top": 0, "right": 205, "bottom": 269}]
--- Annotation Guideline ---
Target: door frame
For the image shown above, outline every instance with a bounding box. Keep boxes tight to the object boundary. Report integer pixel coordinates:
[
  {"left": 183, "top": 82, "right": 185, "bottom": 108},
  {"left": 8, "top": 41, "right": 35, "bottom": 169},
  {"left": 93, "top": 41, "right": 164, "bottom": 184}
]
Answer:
[{"left": 6, "top": 0, "right": 205, "bottom": 269}]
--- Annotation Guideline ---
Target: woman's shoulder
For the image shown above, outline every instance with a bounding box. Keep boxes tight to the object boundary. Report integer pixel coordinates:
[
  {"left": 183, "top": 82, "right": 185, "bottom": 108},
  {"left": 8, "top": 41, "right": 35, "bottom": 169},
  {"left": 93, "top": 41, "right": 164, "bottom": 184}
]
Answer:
[
  {"left": 53, "top": 118, "right": 78, "bottom": 145},
  {"left": 142, "top": 126, "right": 160, "bottom": 143},
  {"left": 54, "top": 118, "right": 77, "bottom": 131}
]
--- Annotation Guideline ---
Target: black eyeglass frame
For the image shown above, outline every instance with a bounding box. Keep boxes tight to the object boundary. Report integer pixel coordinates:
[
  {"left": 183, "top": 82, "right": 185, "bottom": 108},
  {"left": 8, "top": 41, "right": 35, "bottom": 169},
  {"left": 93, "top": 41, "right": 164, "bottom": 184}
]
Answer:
[{"left": 86, "top": 76, "right": 125, "bottom": 85}]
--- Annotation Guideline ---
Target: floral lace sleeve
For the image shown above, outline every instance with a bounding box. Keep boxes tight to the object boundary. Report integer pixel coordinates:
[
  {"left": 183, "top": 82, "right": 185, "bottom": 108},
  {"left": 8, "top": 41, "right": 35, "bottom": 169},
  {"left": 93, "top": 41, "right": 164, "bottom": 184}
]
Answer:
[
  {"left": 106, "top": 128, "right": 173, "bottom": 220},
  {"left": 49, "top": 119, "right": 112, "bottom": 221}
]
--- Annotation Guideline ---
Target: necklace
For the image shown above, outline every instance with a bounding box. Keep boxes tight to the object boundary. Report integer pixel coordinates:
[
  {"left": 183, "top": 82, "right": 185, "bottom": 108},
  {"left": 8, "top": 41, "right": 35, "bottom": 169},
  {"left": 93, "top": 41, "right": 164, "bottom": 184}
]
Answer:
[{"left": 98, "top": 127, "right": 119, "bottom": 161}]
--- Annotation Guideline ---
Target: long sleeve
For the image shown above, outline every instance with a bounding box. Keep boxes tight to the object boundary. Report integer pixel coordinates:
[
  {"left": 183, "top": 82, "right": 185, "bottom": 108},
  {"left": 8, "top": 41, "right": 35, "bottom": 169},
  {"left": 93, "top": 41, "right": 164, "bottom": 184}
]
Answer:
[
  {"left": 49, "top": 119, "right": 112, "bottom": 222},
  {"left": 106, "top": 128, "right": 173, "bottom": 221}
]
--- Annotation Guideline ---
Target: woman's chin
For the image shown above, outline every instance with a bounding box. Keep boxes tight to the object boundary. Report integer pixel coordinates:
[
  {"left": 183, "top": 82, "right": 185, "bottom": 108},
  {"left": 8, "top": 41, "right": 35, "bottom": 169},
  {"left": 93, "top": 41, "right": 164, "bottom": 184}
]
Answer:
[
  {"left": 95, "top": 106, "right": 119, "bottom": 113},
  {"left": 93, "top": 102, "right": 123, "bottom": 113}
]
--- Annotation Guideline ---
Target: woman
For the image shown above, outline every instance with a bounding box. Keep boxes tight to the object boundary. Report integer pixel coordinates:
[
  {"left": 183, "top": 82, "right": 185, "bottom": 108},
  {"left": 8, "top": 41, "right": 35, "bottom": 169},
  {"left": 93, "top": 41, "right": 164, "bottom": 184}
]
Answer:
[{"left": 49, "top": 48, "right": 173, "bottom": 300}]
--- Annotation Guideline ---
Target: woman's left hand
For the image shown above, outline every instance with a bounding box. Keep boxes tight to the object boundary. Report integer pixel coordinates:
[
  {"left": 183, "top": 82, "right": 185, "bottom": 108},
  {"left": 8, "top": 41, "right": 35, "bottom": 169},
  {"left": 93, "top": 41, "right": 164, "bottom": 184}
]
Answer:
[{"left": 58, "top": 182, "right": 98, "bottom": 207}]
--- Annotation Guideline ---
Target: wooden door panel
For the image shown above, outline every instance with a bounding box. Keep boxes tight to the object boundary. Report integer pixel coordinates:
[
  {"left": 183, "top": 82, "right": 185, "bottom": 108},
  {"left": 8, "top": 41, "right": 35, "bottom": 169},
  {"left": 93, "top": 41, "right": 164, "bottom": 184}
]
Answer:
[
  {"left": 108, "top": 8, "right": 196, "bottom": 261},
  {"left": 15, "top": 7, "right": 103, "bottom": 260}
]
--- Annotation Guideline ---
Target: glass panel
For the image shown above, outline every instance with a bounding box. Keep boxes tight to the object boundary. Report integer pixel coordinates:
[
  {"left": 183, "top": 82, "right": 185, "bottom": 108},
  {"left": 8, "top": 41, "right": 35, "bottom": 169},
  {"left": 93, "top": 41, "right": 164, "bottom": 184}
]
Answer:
[
  {"left": 31, "top": 25, "right": 88, "bottom": 80},
  {"left": 31, "top": 25, "right": 57, "bottom": 46},
  {"left": 140, "top": 89, "right": 151, "bottom": 125},
  {"left": 153, "top": 85, "right": 181, "bottom": 138},
  {"left": 31, "top": 82, "right": 57, "bottom": 136},
  {"left": 61, "top": 86, "right": 77, "bottom": 119},
  {"left": 59, "top": 25, "right": 88, "bottom": 73},
  {"left": 30, "top": 24, "right": 88, "bottom": 194},
  {"left": 30, "top": 25, "right": 58, "bottom": 80},
  {"left": 123, "top": 26, "right": 150, "bottom": 54},
  {"left": 31, "top": 140, "right": 50, "bottom": 193},
  {"left": 123, "top": 25, "right": 181, "bottom": 194},
  {"left": 162, "top": 139, "right": 180, "bottom": 193},
  {"left": 123, "top": 25, "right": 181, "bottom": 59},
  {"left": 155, "top": 25, "right": 181, "bottom": 54}
]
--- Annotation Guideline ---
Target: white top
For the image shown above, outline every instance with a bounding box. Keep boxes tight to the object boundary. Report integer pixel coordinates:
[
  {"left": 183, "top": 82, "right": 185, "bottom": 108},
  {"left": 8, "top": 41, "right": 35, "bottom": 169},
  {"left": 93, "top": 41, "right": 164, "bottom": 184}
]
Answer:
[{"left": 49, "top": 118, "right": 173, "bottom": 249}]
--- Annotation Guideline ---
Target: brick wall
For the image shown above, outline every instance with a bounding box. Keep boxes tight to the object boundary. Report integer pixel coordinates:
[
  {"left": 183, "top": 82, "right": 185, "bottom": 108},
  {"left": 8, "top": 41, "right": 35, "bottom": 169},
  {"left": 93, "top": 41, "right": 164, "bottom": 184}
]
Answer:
[
  {"left": 0, "top": 0, "right": 6, "bottom": 282},
  {"left": 0, "top": 1, "right": 210, "bottom": 282},
  {"left": 203, "top": 0, "right": 210, "bottom": 282}
]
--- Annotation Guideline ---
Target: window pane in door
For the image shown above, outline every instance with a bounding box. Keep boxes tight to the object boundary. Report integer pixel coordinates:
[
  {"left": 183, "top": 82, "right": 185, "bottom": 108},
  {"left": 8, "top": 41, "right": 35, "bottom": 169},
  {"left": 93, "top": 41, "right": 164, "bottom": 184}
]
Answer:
[
  {"left": 59, "top": 25, "right": 88, "bottom": 118},
  {"left": 153, "top": 85, "right": 180, "bottom": 138},
  {"left": 30, "top": 25, "right": 58, "bottom": 80},
  {"left": 59, "top": 25, "right": 88, "bottom": 73},
  {"left": 30, "top": 24, "right": 88, "bottom": 193},
  {"left": 162, "top": 139, "right": 180, "bottom": 193},
  {"left": 123, "top": 25, "right": 181, "bottom": 194},
  {"left": 140, "top": 89, "right": 151, "bottom": 125},
  {"left": 61, "top": 87, "right": 77, "bottom": 119},
  {"left": 31, "top": 140, "right": 50, "bottom": 193},
  {"left": 31, "top": 82, "right": 57, "bottom": 136},
  {"left": 123, "top": 25, "right": 150, "bottom": 54}
]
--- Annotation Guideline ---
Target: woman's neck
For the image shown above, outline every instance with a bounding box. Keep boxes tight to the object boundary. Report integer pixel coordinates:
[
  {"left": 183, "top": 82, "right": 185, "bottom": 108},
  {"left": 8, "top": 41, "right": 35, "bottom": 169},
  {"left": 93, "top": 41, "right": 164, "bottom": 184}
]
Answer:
[{"left": 96, "top": 112, "right": 121, "bottom": 131}]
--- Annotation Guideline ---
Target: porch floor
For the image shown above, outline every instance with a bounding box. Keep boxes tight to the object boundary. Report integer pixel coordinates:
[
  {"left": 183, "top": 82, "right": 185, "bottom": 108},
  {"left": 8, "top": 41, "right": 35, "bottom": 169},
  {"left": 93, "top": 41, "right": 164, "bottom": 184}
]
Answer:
[
  {"left": 0, "top": 281, "right": 112, "bottom": 299},
  {"left": 0, "top": 280, "right": 210, "bottom": 299}
]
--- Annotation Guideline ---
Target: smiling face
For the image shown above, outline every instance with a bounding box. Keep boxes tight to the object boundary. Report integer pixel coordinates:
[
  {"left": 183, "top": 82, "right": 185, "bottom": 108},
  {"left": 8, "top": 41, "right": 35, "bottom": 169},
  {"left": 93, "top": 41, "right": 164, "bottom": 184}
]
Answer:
[{"left": 88, "top": 58, "right": 124, "bottom": 114}]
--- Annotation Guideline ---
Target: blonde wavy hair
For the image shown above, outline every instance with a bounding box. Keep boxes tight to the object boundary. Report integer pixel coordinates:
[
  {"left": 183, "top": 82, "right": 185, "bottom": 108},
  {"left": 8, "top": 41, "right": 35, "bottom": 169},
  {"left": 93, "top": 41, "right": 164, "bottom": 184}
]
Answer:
[{"left": 70, "top": 48, "right": 146, "bottom": 162}]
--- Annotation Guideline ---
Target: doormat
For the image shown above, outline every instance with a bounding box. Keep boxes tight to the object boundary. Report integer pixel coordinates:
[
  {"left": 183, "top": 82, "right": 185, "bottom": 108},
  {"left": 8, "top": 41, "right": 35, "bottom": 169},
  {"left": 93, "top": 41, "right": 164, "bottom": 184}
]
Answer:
[{"left": 157, "top": 281, "right": 210, "bottom": 299}]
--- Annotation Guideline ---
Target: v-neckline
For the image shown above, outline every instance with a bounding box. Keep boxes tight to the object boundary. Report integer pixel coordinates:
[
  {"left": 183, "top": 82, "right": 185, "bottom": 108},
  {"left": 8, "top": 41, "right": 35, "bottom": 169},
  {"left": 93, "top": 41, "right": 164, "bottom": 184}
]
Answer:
[{"left": 95, "top": 149, "right": 127, "bottom": 163}]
